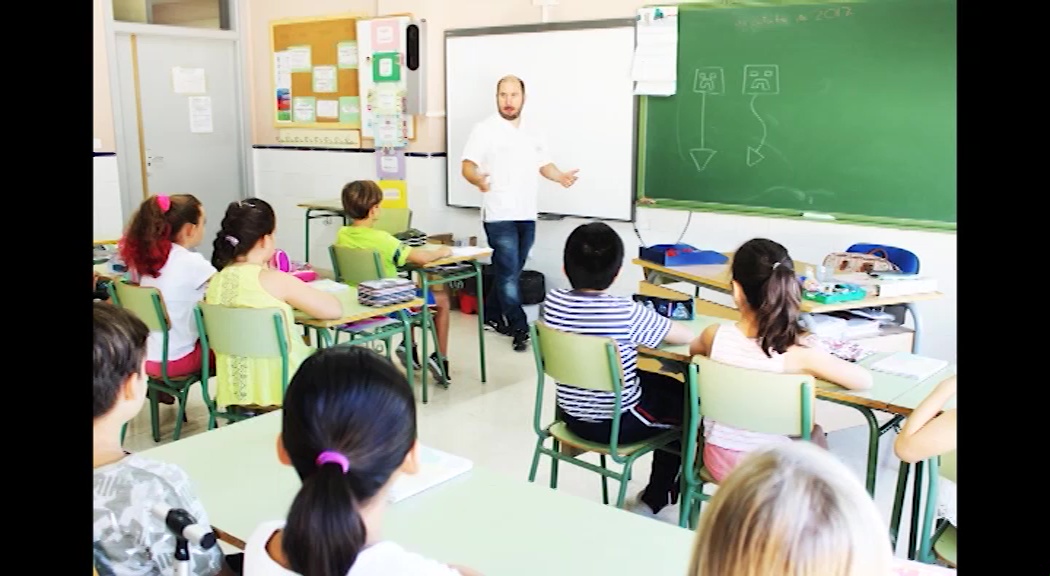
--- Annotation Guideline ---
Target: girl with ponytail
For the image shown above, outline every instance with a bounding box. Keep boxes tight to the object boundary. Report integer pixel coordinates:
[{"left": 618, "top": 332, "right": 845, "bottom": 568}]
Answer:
[
  {"left": 204, "top": 198, "right": 342, "bottom": 412},
  {"left": 118, "top": 194, "right": 216, "bottom": 389},
  {"left": 243, "top": 346, "right": 480, "bottom": 576},
  {"left": 688, "top": 238, "right": 873, "bottom": 482}
]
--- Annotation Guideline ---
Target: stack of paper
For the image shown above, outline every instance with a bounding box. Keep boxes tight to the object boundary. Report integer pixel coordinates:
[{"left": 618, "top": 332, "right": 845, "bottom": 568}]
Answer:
[
  {"left": 387, "top": 444, "right": 473, "bottom": 503},
  {"left": 632, "top": 6, "right": 679, "bottom": 96},
  {"left": 870, "top": 352, "right": 949, "bottom": 381},
  {"left": 358, "top": 278, "right": 416, "bottom": 307}
]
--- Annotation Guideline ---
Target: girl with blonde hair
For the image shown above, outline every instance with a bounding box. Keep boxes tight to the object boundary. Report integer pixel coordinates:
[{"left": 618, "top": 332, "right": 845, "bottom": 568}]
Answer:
[{"left": 689, "top": 441, "right": 892, "bottom": 576}]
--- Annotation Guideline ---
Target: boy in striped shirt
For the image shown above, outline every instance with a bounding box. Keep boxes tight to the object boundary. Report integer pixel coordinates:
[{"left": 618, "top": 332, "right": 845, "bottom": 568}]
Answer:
[{"left": 542, "top": 223, "right": 698, "bottom": 518}]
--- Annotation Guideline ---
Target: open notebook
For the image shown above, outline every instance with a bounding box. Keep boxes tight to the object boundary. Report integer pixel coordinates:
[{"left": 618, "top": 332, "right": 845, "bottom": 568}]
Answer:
[
  {"left": 870, "top": 352, "right": 949, "bottom": 381},
  {"left": 387, "top": 445, "right": 474, "bottom": 503}
]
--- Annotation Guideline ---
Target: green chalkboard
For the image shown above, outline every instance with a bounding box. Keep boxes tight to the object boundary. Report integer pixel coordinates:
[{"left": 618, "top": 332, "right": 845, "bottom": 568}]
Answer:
[{"left": 637, "top": 0, "right": 956, "bottom": 229}]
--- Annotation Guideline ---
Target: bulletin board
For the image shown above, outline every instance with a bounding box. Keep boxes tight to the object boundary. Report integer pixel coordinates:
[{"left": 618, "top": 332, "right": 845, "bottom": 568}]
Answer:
[
  {"left": 356, "top": 15, "right": 417, "bottom": 142},
  {"left": 270, "top": 15, "right": 364, "bottom": 130}
]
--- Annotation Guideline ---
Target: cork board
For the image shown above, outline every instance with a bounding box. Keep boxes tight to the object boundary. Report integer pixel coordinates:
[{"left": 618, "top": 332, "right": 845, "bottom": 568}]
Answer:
[{"left": 271, "top": 15, "right": 363, "bottom": 130}]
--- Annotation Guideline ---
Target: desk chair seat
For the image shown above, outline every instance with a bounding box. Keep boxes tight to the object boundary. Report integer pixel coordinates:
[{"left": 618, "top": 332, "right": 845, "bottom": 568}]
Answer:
[
  {"left": 680, "top": 355, "right": 815, "bottom": 529},
  {"left": 329, "top": 245, "right": 448, "bottom": 389},
  {"left": 108, "top": 281, "right": 204, "bottom": 443},
  {"left": 527, "top": 321, "right": 681, "bottom": 509},
  {"left": 194, "top": 303, "right": 291, "bottom": 428}
]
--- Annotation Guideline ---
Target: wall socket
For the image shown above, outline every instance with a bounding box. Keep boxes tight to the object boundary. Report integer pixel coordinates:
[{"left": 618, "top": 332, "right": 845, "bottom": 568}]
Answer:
[{"left": 277, "top": 129, "right": 362, "bottom": 148}]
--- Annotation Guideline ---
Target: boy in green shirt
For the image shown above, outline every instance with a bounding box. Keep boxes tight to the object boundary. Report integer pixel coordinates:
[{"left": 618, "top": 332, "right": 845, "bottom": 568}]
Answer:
[{"left": 336, "top": 180, "right": 454, "bottom": 380}]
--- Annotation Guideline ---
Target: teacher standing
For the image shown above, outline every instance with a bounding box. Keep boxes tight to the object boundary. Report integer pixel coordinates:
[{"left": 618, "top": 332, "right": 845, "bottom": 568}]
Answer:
[{"left": 461, "top": 75, "right": 578, "bottom": 352}]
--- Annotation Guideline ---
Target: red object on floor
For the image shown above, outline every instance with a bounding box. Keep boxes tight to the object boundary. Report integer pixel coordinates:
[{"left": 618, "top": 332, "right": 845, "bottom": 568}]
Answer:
[{"left": 459, "top": 292, "right": 478, "bottom": 315}]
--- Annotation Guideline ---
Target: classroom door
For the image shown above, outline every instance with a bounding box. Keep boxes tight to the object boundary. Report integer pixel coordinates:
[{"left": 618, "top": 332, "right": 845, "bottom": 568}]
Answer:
[{"left": 114, "top": 33, "right": 246, "bottom": 262}]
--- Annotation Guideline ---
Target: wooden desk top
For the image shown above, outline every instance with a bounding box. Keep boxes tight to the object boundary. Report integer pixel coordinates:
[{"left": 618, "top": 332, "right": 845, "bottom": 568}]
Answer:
[
  {"left": 637, "top": 314, "right": 956, "bottom": 414},
  {"left": 632, "top": 255, "right": 943, "bottom": 313},
  {"left": 412, "top": 244, "right": 493, "bottom": 268},
  {"left": 296, "top": 198, "right": 344, "bottom": 211},
  {"left": 293, "top": 284, "right": 422, "bottom": 328}
]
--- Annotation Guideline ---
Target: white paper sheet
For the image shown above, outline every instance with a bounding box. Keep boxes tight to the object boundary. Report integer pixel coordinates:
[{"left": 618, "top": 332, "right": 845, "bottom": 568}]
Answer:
[{"left": 631, "top": 6, "right": 679, "bottom": 96}]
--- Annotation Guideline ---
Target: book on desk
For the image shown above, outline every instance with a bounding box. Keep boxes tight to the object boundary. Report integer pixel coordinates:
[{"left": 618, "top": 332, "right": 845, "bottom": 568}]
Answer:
[{"left": 387, "top": 445, "right": 473, "bottom": 503}]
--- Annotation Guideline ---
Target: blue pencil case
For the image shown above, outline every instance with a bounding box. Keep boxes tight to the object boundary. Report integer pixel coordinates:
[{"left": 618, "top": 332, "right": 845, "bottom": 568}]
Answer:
[{"left": 638, "top": 244, "right": 729, "bottom": 267}]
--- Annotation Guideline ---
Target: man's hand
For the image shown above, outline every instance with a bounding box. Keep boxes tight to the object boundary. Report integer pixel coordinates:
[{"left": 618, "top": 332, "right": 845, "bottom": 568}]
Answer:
[
  {"left": 557, "top": 168, "right": 579, "bottom": 188},
  {"left": 476, "top": 172, "right": 490, "bottom": 193}
]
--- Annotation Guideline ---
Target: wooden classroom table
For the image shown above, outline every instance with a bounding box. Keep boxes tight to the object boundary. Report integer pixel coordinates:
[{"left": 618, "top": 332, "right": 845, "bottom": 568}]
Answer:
[
  {"left": 404, "top": 245, "right": 494, "bottom": 397},
  {"left": 296, "top": 199, "right": 347, "bottom": 264},
  {"left": 138, "top": 412, "right": 955, "bottom": 576},
  {"left": 633, "top": 254, "right": 942, "bottom": 354}
]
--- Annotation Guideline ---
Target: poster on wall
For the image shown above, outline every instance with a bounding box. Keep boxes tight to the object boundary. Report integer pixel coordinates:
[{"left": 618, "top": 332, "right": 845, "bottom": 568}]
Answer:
[
  {"left": 274, "top": 51, "right": 292, "bottom": 122},
  {"left": 356, "top": 16, "right": 415, "bottom": 141}
]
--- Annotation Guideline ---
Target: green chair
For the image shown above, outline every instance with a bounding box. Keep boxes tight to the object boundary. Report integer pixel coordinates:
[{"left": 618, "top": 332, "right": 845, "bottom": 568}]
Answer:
[
  {"left": 374, "top": 208, "right": 412, "bottom": 235},
  {"left": 107, "top": 281, "right": 204, "bottom": 442},
  {"left": 917, "top": 449, "right": 957, "bottom": 567},
  {"left": 680, "top": 355, "right": 815, "bottom": 529},
  {"left": 527, "top": 321, "right": 681, "bottom": 508},
  {"left": 329, "top": 245, "right": 448, "bottom": 390},
  {"left": 193, "top": 303, "right": 291, "bottom": 427}
]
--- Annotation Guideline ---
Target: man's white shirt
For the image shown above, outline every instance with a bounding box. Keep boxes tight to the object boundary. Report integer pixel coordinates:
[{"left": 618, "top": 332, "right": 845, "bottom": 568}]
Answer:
[{"left": 461, "top": 113, "right": 552, "bottom": 222}]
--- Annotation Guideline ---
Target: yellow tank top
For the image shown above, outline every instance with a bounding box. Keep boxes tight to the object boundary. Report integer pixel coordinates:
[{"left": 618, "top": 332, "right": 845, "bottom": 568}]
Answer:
[{"left": 204, "top": 263, "right": 313, "bottom": 408}]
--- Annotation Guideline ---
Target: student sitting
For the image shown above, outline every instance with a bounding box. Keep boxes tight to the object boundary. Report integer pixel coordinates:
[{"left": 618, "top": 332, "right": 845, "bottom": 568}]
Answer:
[
  {"left": 118, "top": 194, "right": 216, "bottom": 403},
  {"left": 205, "top": 198, "right": 342, "bottom": 413},
  {"left": 894, "top": 375, "right": 957, "bottom": 529},
  {"left": 542, "top": 222, "right": 697, "bottom": 519},
  {"left": 334, "top": 180, "right": 453, "bottom": 381},
  {"left": 688, "top": 442, "right": 892, "bottom": 576},
  {"left": 244, "top": 346, "right": 481, "bottom": 576},
  {"left": 92, "top": 303, "right": 226, "bottom": 576},
  {"left": 691, "top": 238, "right": 873, "bottom": 482}
]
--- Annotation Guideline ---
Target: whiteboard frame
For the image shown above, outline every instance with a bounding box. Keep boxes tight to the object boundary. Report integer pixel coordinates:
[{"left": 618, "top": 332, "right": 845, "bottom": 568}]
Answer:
[{"left": 443, "top": 18, "right": 638, "bottom": 223}]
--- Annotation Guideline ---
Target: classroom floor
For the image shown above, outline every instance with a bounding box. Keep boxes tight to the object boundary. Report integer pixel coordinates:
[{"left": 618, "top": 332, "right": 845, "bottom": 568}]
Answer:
[{"left": 122, "top": 310, "right": 926, "bottom": 560}]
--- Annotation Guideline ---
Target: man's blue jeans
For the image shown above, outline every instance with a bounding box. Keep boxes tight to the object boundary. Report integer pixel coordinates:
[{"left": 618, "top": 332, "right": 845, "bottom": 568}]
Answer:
[{"left": 482, "top": 220, "right": 536, "bottom": 334}]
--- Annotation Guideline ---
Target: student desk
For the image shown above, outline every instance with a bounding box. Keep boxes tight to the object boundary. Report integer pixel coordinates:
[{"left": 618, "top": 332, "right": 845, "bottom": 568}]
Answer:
[
  {"left": 296, "top": 199, "right": 347, "bottom": 264},
  {"left": 637, "top": 312, "right": 956, "bottom": 497},
  {"left": 293, "top": 284, "right": 423, "bottom": 391},
  {"left": 138, "top": 411, "right": 954, "bottom": 576},
  {"left": 138, "top": 411, "right": 695, "bottom": 575},
  {"left": 632, "top": 255, "right": 942, "bottom": 355},
  {"left": 403, "top": 245, "right": 493, "bottom": 395}
]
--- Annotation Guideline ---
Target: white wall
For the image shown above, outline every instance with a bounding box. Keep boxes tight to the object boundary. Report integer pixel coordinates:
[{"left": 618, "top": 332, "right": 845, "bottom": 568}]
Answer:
[
  {"left": 252, "top": 147, "right": 957, "bottom": 363},
  {"left": 94, "top": 155, "right": 124, "bottom": 241}
]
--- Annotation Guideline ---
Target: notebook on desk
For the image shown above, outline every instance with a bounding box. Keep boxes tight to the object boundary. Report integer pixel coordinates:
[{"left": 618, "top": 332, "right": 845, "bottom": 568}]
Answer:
[
  {"left": 387, "top": 445, "right": 473, "bottom": 503},
  {"left": 870, "top": 352, "right": 948, "bottom": 381}
]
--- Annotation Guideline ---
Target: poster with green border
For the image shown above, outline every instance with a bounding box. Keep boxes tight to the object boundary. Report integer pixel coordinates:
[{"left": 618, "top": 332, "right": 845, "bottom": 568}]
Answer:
[
  {"left": 372, "top": 52, "right": 401, "bottom": 82},
  {"left": 339, "top": 96, "right": 361, "bottom": 126}
]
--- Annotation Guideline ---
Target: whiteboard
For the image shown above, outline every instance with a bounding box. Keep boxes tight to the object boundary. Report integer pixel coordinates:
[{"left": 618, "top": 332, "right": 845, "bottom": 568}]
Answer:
[{"left": 445, "top": 21, "right": 636, "bottom": 222}]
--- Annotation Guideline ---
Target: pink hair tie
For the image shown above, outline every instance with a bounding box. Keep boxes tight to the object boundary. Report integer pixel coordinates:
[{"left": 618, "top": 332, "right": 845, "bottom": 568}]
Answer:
[
  {"left": 156, "top": 195, "right": 171, "bottom": 213},
  {"left": 316, "top": 450, "right": 350, "bottom": 474}
]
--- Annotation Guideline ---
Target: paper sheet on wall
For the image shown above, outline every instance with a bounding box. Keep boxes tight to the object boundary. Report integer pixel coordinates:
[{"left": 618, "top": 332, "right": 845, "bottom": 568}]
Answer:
[
  {"left": 373, "top": 114, "right": 405, "bottom": 148},
  {"left": 188, "top": 96, "right": 213, "bottom": 133},
  {"left": 337, "top": 41, "right": 358, "bottom": 69},
  {"left": 316, "top": 99, "right": 339, "bottom": 119},
  {"left": 371, "top": 83, "right": 403, "bottom": 115},
  {"left": 293, "top": 97, "right": 316, "bottom": 123},
  {"left": 172, "top": 67, "right": 206, "bottom": 95},
  {"left": 631, "top": 6, "right": 679, "bottom": 96},
  {"left": 274, "top": 51, "right": 292, "bottom": 122},
  {"left": 371, "top": 18, "right": 401, "bottom": 52},
  {"left": 375, "top": 148, "right": 405, "bottom": 180},
  {"left": 288, "top": 46, "right": 312, "bottom": 72},
  {"left": 312, "top": 65, "right": 338, "bottom": 93},
  {"left": 339, "top": 96, "right": 361, "bottom": 125}
]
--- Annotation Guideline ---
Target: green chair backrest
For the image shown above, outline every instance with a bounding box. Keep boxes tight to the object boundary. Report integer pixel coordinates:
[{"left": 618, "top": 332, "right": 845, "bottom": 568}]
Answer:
[
  {"left": 195, "top": 303, "right": 288, "bottom": 359},
  {"left": 693, "top": 355, "right": 814, "bottom": 437},
  {"left": 110, "top": 281, "right": 169, "bottom": 333},
  {"left": 374, "top": 208, "right": 411, "bottom": 235},
  {"left": 329, "top": 245, "right": 384, "bottom": 285},
  {"left": 534, "top": 321, "right": 624, "bottom": 392},
  {"left": 939, "top": 449, "right": 956, "bottom": 483}
]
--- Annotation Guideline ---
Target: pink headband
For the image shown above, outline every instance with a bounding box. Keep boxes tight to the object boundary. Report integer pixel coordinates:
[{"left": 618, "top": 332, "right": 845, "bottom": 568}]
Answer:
[
  {"left": 316, "top": 450, "right": 350, "bottom": 474},
  {"left": 155, "top": 195, "right": 171, "bottom": 213}
]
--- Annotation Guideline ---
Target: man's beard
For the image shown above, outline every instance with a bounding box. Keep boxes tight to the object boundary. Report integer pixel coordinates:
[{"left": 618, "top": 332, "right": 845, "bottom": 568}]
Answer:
[{"left": 499, "top": 108, "right": 521, "bottom": 120}]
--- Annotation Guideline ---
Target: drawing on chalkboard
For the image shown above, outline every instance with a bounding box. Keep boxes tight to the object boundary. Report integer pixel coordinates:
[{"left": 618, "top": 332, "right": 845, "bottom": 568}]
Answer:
[
  {"left": 742, "top": 64, "right": 779, "bottom": 95},
  {"left": 743, "top": 65, "right": 780, "bottom": 167},
  {"left": 689, "top": 67, "right": 725, "bottom": 172}
]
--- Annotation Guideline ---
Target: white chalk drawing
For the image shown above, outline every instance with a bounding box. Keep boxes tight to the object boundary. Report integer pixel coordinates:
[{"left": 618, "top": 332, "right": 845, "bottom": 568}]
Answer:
[
  {"left": 689, "top": 67, "right": 725, "bottom": 171},
  {"left": 742, "top": 64, "right": 780, "bottom": 95},
  {"left": 693, "top": 67, "right": 725, "bottom": 95},
  {"left": 743, "top": 65, "right": 779, "bottom": 167}
]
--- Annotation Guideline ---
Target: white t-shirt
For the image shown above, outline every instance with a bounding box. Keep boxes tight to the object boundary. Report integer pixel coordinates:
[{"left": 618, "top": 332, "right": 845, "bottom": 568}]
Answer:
[
  {"left": 244, "top": 520, "right": 462, "bottom": 576},
  {"left": 137, "top": 244, "right": 216, "bottom": 362},
  {"left": 461, "top": 112, "right": 552, "bottom": 222}
]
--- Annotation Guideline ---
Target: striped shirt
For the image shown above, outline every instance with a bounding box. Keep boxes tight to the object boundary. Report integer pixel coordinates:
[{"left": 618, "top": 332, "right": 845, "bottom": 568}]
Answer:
[{"left": 543, "top": 289, "right": 672, "bottom": 421}]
